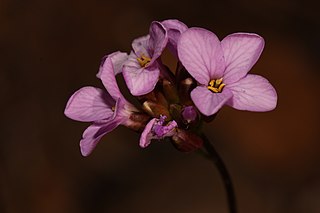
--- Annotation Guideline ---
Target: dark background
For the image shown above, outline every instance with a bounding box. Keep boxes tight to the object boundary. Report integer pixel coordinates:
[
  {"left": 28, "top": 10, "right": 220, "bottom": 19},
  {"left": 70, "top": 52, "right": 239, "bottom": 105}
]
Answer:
[{"left": 1, "top": 0, "right": 320, "bottom": 212}]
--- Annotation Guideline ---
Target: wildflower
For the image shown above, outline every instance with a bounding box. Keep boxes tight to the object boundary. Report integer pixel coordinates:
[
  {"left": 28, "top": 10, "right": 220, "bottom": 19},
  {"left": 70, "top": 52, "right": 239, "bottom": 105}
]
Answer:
[
  {"left": 65, "top": 52, "right": 148, "bottom": 156},
  {"left": 123, "top": 21, "right": 168, "bottom": 96},
  {"left": 177, "top": 28, "right": 277, "bottom": 116}
]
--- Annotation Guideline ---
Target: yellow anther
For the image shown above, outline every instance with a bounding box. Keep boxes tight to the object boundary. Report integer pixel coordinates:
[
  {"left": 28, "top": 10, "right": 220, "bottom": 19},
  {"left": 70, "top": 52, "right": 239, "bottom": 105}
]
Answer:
[
  {"left": 111, "top": 106, "right": 116, "bottom": 111},
  {"left": 207, "top": 78, "right": 226, "bottom": 93},
  {"left": 209, "top": 79, "right": 215, "bottom": 87},
  {"left": 218, "top": 83, "right": 226, "bottom": 91},
  {"left": 208, "top": 86, "right": 219, "bottom": 93},
  {"left": 137, "top": 55, "right": 151, "bottom": 67}
]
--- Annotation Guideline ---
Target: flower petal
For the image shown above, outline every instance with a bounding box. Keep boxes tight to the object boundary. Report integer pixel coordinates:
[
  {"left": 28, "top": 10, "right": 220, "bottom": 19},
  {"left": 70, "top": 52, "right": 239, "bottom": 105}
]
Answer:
[
  {"left": 162, "top": 19, "right": 188, "bottom": 35},
  {"left": 148, "top": 21, "right": 167, "bottom": 63},
  {"left": 80, "top": 121, "right": 119, "bottom": 156},
  {"left": 64, "top": 86, "right": 115, "bottom": 122},
  {"left": 178, "top": 27, "right": 225, "bottom": 84},
  {"left": 98, "top": 52, "right": 128, "bottom": 100},
  {"left": 139, "top": 118, "right": 157, "bottom": 148},
  {"left": 221, "top": 33, "right": 265, "bottom": 84},
  {"left": 132, "top": 35, "right": 150, "bottom": 58},
  {"left": 191, "top": 86, "right": 232, "bottom": 116},
  {"left": 123, "top": 63, "right": 160, "bottom": 96},
  {"left": 161, "top": 19, "right": 188, "bottom": 56},
  {"left": 227, "top": 74, "right": 277, "bottom": 111}
]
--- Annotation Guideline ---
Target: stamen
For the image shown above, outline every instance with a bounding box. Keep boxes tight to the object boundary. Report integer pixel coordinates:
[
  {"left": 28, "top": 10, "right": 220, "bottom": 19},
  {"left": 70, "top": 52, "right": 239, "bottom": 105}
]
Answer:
[
  {"left": 207, "top": 86, "right": 219, "bottom": 93},
  {"left": 207, "top": 78, "right": 225, "bottom": 93},
  {"left": 209, "top": 79, "right": 215, "bottom": 87},
  {"left": 218, "top": 83, "right": 226, "bottom": 91},
  {"left": 111, "top": 106, "right": 116, "bottom": 111},
  {"left": 137, "top": 55, "right": 151, "bottom": 67}
]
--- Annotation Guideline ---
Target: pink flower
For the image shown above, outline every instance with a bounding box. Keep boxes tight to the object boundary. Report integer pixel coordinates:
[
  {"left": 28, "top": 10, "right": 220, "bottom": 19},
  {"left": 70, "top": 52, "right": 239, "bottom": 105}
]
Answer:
[
  {"left": 122, "top": 21, "right": 168, "bottom": 96},
  {"left": 178, "top": 28, "right": 277, "bottom": 116},
  {"left": 65, "top": 52, "right": 143, "bottom": 156}
]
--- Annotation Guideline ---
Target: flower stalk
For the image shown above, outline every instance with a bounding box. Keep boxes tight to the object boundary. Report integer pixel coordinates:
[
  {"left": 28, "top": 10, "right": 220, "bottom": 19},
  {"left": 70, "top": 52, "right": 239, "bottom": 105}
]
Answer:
[{"left": 201, "top": 133, "right": 237, "bottom": 213}]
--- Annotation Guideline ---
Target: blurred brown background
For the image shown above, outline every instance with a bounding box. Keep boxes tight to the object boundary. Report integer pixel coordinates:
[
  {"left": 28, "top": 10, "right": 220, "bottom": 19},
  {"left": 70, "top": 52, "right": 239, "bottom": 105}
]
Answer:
[{"left": 1, "top": 0, "right": 320, "bottom": 212}]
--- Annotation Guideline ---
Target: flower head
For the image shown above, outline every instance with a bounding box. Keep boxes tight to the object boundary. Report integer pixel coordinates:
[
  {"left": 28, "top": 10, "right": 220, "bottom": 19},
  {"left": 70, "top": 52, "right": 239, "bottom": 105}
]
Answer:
[
  {"left": 178, "top": 28, "right": 277, "bottom": 116},
  {"left": 66, "top": 19, "right": 278, "bottom": 156}
]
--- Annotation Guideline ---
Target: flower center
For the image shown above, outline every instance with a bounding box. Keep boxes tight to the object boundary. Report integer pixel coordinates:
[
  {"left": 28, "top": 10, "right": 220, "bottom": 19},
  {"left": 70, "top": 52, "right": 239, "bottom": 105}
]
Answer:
[
  {"left": 137, "top": 55, "right": 151, "bottom": 67},
  {"left": 207, "top": 78, "right": 225, "bottom": 93}
]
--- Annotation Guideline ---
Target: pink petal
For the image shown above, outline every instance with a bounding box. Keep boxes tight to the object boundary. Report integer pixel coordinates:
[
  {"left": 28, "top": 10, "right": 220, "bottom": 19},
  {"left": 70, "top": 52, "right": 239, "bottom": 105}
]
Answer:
[
  {"left": 191, "top": 86, "right": 232, "bottom": 116},
  {"left": 162, "top": 19, "right": 188, "bottom": 56},
  {"left": 80, "top": 121, "right": 119, "bottom": 156},
  {"left": 149, "top": 21, "right": 167, "bottom": 64},
  {"left": 123, "top": 64, "right": 160, "bottom": 96},
  {"left": 139, "top": 118, "right": 157, "bottom": 148},
  {"left": 221, "top": 33, "right": 265, "bottom": 84},
  {"left": 98, "top": 52, "right": 128, "bottom": 100},
  {"left": 227, "top": 74, "right": 277, "bottom": 111},
  {"left": 161, "top": 19, "right": 188, "bottom": 34},
  {"left": 132, "top": 35, "right": 150, "bottom": 58},
  {"left": 177, "top": 28, "right": 225, "bottom": 85},
  {"left": 64, "top": 86, "right": 114, "bottom": 122}
]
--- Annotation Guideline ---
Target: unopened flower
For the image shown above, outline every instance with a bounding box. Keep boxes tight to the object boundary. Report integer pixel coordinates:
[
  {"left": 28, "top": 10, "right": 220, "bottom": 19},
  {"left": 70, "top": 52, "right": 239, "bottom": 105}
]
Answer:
[
  {"left": 181, "top": 106, "right": 198, "bottom": 123},
  {"left": 65, "top": 52, "right": 148, "bottom": 156},
  {"left": 123, "top": 21, "right": 168, "bottom": 96},
  {"left": 178, "top": 28, "right": 277, "bottom": 116}
]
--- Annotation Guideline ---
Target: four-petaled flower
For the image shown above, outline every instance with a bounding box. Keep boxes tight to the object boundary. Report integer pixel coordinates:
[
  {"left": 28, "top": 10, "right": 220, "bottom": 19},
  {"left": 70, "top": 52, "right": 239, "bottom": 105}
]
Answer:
[
  {"left": 65, "top": 52, "right": 146, "bottom": 156},
  {"left": 178, "top": 28, "right": 277, "bottom": 116},
  {"left": 122, "top": 21, "right": 168, "bottom": 96}
]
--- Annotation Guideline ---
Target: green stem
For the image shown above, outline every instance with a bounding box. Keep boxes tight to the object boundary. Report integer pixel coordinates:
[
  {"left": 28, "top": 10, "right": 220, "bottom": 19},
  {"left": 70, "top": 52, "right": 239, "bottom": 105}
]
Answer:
[{"left": 201, "top": 133, "right": 237, "bottom": 213}]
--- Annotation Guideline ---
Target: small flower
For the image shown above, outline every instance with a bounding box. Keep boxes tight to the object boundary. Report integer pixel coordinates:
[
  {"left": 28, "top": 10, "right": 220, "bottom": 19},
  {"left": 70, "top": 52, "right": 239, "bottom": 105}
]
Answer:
[
  {"left": 65, "top": 52, "right": 147, "bottom": 156},
  {"left": 178, "top": 28, "right": 277, "bottom": 116},
  {"left": 123, "top": 21, "right": 168, "bottom": 96},
  {"left": 139, "top": 115, "right": 177, "bottom": 148}
]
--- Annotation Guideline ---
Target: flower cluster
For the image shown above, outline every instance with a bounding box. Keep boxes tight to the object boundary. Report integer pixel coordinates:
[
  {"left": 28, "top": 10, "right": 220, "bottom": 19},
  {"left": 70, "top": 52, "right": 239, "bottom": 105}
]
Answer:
[{"left": 65, "top": 19, "right": 277, "bottom": 156}]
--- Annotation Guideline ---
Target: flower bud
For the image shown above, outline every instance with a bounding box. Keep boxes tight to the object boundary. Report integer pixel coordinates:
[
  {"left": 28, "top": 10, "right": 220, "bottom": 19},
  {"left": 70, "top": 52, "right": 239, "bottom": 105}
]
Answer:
[
  {"left": 171, "top": 129, "right": 203, "bottom": 152},
  {"left": 181, "top": 106, "right": 198, "bottom": 124},
  {"left": 179, "top": 78, "right": 196, "bottom": 105},
  {"left": 138, "top": 90, "right": 168, "bottom": 108},
  {"left": 142, "top": 101, "right": 171, "bottom": 120},
  {"left": 169, "top": 104, "right": 182, "bottom": 122},
  {"left": 162, "top": 79, "right": 179, "bottom": 103},
  {"left": 127, "top": 112, "right": 150, "bottom": 132}
]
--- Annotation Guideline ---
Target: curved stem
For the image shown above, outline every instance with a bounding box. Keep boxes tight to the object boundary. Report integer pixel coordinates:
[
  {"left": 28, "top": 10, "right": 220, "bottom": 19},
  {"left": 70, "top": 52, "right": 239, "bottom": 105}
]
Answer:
[{"left": 201, "top": 133, "right": 237, "bottom": 213}]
